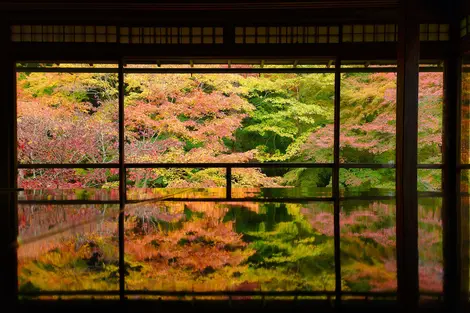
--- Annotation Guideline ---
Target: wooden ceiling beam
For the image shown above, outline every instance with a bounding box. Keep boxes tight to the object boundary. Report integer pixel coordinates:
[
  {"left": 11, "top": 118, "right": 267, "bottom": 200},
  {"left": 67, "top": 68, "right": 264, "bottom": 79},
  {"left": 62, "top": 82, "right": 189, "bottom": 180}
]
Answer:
[
  {"left": 9, "top": 42, "right": 447, "bottom": 63},
  {"left": 0, "top": 1, "right": 400, "bottom": 11}
]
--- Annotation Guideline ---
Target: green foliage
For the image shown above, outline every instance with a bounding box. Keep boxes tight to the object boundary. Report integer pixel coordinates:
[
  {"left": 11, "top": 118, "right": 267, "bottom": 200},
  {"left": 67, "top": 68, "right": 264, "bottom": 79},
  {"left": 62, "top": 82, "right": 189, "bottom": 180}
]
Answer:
[
  {"left": 234, "top": 74, "right": 334, "bottom": 161},
  {"left": 16, "top": 70, "right": 447, "bottom": 294},
  {"left": 283, "top": 168, "right": 331, "bottom": 188},
  {"left": 242, "top": 210, "right": 335, "bottom": 291}
]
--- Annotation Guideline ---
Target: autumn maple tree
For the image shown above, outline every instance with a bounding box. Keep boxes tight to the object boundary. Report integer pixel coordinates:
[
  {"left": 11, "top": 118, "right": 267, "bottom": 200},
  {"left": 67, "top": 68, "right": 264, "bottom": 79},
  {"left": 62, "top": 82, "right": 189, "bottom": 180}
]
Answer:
[{"left": 15, "top": 66, "right": 451, "bottom": 295}]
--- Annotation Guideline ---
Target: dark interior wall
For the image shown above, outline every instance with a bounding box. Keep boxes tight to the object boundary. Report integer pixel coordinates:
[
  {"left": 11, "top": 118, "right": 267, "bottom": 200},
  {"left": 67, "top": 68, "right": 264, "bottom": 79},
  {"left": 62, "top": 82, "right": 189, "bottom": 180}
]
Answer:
[
  {"left": 0, "top": 6, "right": 400, "bottom": 25},
  {"left": 463, "top": 0, "right": 470, "bottom": 14},
  {"left": 0, "top": 0, "right": 450, "bottom": 25}
]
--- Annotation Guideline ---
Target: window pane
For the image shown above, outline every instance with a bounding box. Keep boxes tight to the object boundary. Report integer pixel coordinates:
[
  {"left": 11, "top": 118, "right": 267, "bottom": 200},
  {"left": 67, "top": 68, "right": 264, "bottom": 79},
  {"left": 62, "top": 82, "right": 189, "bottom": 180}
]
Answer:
[
  {"left": 418, "top": 197, "right": 443, "bottom": 293},
  {"left": 418, "top": 73, "right": 443, "bottom": 164},
  {"left": 17, "top": 71, "right": 118, "bottom": 164},
  {"left": 462, "top": 60, "right": 470, "bottom": 164},
  {"left": 18, "top": 168, "right": 119, "bottom": 201},
  {"left": 461, "top": 58, "right": 470, "bottom": 298},
  {"left": 461, "top": 170, "right": 470, "bottom": 296},
  {"left": 340, "top": 72, "right": 396, "bottom": 164},
  {"left": 126, "top": 168, "right": 226, "bottom": 200},
  {"left": 231, "top": 168, "right": 332, "bottom": 199},
  {"left": 18, "top": 204, "right": 119, "bottom": 293},
  {"left": 462, "top": 169, "right": 470, "bottom": 195},
  {"left": 124, "top": 72, "right": 334, "bottom": 164},
  {"left": 461, "top": 195, "right": 470, "bottom": 296},
  {"left": 125, "top": 201, "right": 335, "bottom": 292},
  {"left": 340, "top": 200, "right": 396, "bottom": 292},
  {"left": 339, "top": 168, "right": 395, "bottom": 197},
  {"left": 418, "top": 169, "right": 442, "bottom": 192}
]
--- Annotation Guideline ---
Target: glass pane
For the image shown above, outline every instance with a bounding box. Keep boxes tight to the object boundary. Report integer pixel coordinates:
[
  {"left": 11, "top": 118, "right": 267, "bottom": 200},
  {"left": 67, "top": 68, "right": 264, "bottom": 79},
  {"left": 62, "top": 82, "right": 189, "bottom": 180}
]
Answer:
[
  {"left": 125, "top": 201, "right": 335, "bottom": 292},
  {"left": 18, "top": 168, "right": 119, "bottom": 201},
  {"left": 460, "top": 195, "right": 470, "bottom": 296},
  {"left": 418, "top": 169, "right": 442, "bottom": 192},
  {"left": 339, "top": 168, "right": 395, "bottom": 197},
  {"left": 340, "top": 200, "right": 397, "bottom": 292},
  {"left": 462, "top": 60, "right": 470, "bottom": 164},
  {"left": 461, "top": 170, "right": 470, "bottom": 296},
  {"left": 340, "top": 72, "right": 396, "bottom": 164},
  {"left": 418, "top": 197, "right": 443, "bottom": 293},
  {"left": 124, "top": 72, "right": 334, "bottom": 164},
  {"left": 462, "top": 169, "right": 470, "bottom": 195},
  {"left": 461, "top": 58, "right": 470, "bottom": 298},
  {"left": 126, "top": 168, "right": 226, "bottom": 200},
  {"left": 231, "top": 168, "right": 332, "bottom": 199},
  {"left": 17, "top": 72, "right": 119, "bottom": 164},
  {"left": 418, "top": 73, "right": 443, "bottom": 164},
  {"left": 18, "top": 204, "right": 119, "bottom": 293}
]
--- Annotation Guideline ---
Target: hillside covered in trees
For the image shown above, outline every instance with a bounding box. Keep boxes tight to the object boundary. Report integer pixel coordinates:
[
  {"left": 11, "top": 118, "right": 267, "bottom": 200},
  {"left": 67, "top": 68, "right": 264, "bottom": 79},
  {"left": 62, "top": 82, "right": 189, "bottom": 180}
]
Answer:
[{"left": 16, "top": 67, "right": 446, "bottom": 296}]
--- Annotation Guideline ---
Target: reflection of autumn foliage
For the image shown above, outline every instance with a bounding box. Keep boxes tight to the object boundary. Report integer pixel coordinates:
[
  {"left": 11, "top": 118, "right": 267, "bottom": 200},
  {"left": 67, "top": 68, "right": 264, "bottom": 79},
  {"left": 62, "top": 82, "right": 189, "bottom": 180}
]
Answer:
[
  {"left": 16, "top": 70, "right": 448, "bottom": 295},
  {"left": 18, "top": 202, "right": 120, "bottom": 292},
  {"left": 18, "top": 233, "right": 120, "bottom": 291},
  {"left": 418, "top": 199, "right": 443, "bottom": 292},
  {"left": 462, "top": 71, "right": 470, "bottom": 163},
  {"left": 338, "top": 201, "right": 397, "bottom": 292},
  {"left": 18, "top": 204, "right": 118, "bottom": 259},
  {"left": 125, "top": 218, "right": 253, "bottom": 290},
  {"left": 301, "top": 211, "right": 334, "bottom": 236},
  {"left": 125, "top": 201, "right": 258, "bottom": 291},
  {"left": 17, "top": 198, "right": 444, "bottom": 294}
]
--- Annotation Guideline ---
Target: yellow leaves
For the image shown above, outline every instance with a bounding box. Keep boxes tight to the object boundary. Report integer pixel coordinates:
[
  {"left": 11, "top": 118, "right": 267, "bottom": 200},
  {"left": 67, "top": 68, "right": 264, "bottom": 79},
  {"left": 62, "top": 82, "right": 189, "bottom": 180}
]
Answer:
[{"left": 343, "top": 261, "right": 396, "bottom": 291}]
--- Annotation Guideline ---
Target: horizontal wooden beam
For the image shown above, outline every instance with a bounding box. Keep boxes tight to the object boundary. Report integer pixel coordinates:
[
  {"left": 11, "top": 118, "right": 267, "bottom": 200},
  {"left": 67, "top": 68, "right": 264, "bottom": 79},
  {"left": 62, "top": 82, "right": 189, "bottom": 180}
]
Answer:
[
  {"left": 9, "top": 42, "right": 448, "bottom": 63},
  {"left": 0, "top": 1, "right": 400, "bottom": 12}
]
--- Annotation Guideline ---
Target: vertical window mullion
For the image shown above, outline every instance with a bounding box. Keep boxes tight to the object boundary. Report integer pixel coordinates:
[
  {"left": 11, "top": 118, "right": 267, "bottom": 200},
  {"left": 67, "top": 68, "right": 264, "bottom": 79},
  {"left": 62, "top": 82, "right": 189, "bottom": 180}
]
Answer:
[
  {"left": 327, "top": 25, "right": 330, "bottom": 44},
  {"left": 333, "top": 58, "right": 342, "bottom": 303},
  {"left": 226, "top": 167, "right": 232, "bottom": 200},
  {"left": 118, "top": 59, "right": 126, "bottom": 301}
]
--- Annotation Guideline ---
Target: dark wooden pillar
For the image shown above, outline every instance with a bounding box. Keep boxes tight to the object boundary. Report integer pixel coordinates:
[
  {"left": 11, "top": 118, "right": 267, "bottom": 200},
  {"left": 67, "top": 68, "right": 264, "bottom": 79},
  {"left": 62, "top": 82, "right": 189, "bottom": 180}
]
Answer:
[
  {"left": 396, "top": 0, "right": 420, "bottom": 311},
  {"left": 0, "top": 21, "right": 18, "bottom": 306},
  {"left": 443, "top": 1, "right": 462, "bottom": 311}
]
